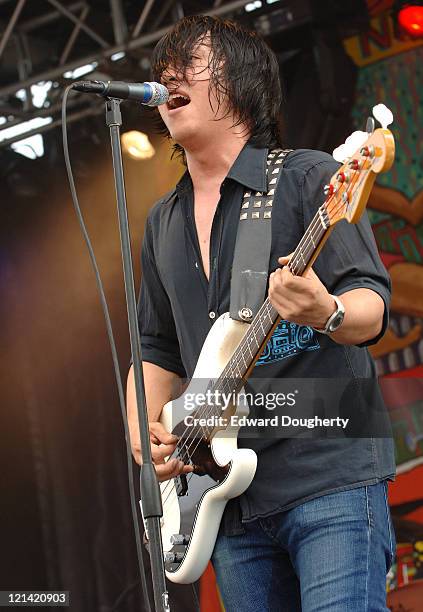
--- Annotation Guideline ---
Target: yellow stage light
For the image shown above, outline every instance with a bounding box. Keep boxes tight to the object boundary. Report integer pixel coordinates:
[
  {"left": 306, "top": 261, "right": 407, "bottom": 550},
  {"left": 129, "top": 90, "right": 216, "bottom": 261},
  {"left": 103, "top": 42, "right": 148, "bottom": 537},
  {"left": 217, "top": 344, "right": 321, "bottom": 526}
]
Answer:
[{"left": 121, "top": 131, "right": 155, "bottom": 160}]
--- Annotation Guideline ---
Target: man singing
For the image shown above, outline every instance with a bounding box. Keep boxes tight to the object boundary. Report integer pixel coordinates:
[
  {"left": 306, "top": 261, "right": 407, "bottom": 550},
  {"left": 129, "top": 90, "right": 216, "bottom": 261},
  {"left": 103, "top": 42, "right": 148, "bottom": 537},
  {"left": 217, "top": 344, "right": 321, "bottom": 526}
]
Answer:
[{"left": 126, "top": 15, "right": 395, "bottom": 611}]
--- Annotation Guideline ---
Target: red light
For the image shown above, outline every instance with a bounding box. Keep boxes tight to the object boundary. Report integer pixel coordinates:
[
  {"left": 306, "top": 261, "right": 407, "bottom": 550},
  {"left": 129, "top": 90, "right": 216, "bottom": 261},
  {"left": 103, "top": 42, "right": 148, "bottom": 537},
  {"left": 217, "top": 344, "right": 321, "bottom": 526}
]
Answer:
[{"left": 398, "top": 5, "right": 423, "bottom": 37}]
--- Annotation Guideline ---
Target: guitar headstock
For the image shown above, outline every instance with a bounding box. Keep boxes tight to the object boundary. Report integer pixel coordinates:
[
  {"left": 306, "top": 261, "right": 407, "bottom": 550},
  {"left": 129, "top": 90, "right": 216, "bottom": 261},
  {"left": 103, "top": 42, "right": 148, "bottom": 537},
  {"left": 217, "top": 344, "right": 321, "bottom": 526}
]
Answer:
[{"left": 324, "top": 127, "right": 395, "bottom": 226}]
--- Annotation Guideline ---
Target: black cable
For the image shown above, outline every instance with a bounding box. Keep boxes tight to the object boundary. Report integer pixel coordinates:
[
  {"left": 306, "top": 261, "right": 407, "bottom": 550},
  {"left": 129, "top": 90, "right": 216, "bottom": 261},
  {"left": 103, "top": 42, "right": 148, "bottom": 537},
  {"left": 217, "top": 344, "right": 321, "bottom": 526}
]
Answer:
[{"left": 61, "top": 85, "right": 152, "bottom": 612}]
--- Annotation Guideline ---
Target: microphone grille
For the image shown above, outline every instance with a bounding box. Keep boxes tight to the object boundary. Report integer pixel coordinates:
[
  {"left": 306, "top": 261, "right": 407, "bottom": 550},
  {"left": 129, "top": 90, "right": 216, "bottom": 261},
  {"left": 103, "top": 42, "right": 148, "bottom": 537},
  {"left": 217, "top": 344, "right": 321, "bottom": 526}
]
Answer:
[{"left": 144, "top": 82, "right": 169, "bottom": 107}]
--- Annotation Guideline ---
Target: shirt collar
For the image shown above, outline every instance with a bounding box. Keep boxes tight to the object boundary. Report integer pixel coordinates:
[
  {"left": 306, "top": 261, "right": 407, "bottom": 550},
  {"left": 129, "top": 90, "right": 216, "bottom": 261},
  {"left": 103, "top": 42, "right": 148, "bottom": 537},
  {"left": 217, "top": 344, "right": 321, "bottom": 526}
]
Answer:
[
  {"left": 175, "top": 143, "right": 269, "bottom": 195},
  {"left": 226, "top": 143, "right": 268, "bottom": 192},
  {"left": 175, "top": 170, "right": 192, "bottom": 195}
]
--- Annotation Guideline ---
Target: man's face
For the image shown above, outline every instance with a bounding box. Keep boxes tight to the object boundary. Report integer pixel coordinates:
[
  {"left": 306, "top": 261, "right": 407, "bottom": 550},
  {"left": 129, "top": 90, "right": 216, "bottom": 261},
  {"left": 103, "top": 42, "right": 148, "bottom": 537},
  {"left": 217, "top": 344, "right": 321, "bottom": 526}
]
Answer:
[{"left": 158, "top": 41, "right": 230, "bottom": 148}]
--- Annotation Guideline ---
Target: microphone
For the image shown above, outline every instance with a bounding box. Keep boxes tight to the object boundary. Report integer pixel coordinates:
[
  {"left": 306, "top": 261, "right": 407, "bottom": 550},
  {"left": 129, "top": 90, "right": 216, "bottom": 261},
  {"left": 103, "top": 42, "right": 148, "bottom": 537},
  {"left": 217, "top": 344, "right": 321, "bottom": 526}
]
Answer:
[{"left": 72, "top": 80, "right": 169, "bottom": 106}]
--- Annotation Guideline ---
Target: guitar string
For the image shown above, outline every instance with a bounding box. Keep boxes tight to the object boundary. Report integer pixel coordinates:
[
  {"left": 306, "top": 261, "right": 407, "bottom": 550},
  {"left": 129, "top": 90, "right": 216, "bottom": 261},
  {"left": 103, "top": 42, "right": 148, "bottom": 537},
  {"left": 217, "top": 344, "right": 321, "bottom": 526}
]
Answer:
[
  {"left": 199, "top": 165, "right": 366, "bottom": 411},
  {"left": 160, "top": 170, "right": 368, "bottom": 511},
  {"left": 158, "top": 196, "right": 336, "bottom": 501},
  {"left": 159, "top": 170, "right": 369, "bottom": 513},
  {"left": 195, "top": 163, "right": 368, "bottom": 392},
  {"left": 159, "top": 163, "right": 368, "bottom": 507},
  {"left": 168, "top": 163, "right": 365, "bottom": 449},
  {"left": 159, "top": 164, "right": 369, "bottom": 508},
  {"left": 200, "top": 161, "right": 367, "bottom": 390},
  {"left": 159, "top": 161, "right": 368, "bottom": 503}
]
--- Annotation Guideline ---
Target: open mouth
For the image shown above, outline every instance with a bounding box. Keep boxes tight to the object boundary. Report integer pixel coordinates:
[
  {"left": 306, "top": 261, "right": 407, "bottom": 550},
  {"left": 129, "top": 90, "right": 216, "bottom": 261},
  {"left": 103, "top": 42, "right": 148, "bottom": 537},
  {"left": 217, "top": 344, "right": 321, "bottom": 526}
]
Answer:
[{"left": 167, "top": 93, "right": 191, "bottom": 110}]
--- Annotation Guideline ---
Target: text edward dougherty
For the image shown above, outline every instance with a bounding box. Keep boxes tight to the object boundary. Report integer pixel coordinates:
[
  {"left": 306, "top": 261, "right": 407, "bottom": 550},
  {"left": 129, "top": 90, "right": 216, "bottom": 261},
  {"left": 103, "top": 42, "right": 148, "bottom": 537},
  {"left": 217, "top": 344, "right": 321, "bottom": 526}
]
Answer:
[{"left": 182, "top": 388, "right": 349, "bottom": 430}]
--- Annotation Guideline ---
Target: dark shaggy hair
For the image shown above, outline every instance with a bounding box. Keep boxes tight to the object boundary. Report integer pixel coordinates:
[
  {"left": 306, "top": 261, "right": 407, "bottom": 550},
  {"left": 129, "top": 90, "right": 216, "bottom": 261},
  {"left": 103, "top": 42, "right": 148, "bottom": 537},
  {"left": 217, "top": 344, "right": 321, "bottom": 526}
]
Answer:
[{"left": 151, "top": 15, "right": 284, "bottom": 159}]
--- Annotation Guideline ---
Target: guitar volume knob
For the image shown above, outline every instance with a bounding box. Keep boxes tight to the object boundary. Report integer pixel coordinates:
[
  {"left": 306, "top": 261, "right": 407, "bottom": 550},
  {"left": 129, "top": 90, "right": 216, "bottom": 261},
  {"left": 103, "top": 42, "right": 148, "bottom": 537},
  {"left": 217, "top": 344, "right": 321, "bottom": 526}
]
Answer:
[
  {"left": 164, "top": 551, "right": 185, "bottom": 564},
  {"left": 170, "top": 533, "right": 190, "bottom": 545}
]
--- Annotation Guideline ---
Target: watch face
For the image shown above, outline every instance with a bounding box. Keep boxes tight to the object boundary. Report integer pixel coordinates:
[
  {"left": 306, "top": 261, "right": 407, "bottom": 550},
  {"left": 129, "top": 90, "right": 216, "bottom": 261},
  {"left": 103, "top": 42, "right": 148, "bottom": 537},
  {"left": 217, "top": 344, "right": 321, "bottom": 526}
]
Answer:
[{"left": 329, "top": 311, "right": 344, "bottom": 332}]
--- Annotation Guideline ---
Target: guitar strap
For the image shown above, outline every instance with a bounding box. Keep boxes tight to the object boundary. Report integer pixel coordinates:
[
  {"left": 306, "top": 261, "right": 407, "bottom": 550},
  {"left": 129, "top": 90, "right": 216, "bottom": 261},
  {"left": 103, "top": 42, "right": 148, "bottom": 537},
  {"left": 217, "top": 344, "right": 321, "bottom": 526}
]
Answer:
[{"left": 229, "top": 148, "right": 293, "bottom": 322}]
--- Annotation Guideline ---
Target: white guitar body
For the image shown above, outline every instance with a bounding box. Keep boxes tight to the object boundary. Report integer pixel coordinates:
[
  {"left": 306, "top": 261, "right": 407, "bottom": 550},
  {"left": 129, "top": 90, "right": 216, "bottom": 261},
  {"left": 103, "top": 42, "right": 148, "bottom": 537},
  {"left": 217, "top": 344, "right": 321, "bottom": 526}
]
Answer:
[{"left": 155, "top": 312, "right": 258, "bottom": 584}]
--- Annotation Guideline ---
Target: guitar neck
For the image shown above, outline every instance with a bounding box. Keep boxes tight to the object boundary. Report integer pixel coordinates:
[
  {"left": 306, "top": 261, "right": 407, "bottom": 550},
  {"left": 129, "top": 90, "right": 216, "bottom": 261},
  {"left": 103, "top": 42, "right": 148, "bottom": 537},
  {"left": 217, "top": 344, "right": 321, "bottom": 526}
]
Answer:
[
  {"left": 185, "top": 124, "right": 396, "bottom": 441},
  {"left": 217, "top": 126, "right": 396, "bottom": 393},
  {"left": 217, "top": 205, "right": 333, "bottom": 393}
]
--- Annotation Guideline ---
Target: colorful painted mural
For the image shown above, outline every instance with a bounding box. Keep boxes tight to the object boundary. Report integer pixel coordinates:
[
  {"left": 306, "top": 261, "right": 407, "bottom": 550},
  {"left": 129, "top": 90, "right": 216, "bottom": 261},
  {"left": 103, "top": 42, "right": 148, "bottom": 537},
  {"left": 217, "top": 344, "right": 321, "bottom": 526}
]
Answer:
[{"left": 344, "top": 2, "right": 423, "bottom": 606}]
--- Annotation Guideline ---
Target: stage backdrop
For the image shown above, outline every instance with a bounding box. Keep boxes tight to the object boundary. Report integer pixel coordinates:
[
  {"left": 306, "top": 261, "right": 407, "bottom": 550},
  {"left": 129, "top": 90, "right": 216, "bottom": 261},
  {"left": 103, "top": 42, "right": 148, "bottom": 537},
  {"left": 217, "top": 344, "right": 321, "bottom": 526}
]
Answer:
[{"left": 343, "top": 2, "right": 423, "bottom": 600}]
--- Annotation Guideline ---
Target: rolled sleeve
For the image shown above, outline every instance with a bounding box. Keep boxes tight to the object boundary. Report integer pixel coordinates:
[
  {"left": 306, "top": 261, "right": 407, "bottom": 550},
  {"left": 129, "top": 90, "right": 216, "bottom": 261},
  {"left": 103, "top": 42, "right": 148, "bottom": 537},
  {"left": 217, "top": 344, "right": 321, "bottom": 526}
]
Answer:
[
  {"left": 137, "top": 216, "right": 186, "bottom": 378},
  {"left": 300, "top": 155, "right": 391, "bottom": 347}
]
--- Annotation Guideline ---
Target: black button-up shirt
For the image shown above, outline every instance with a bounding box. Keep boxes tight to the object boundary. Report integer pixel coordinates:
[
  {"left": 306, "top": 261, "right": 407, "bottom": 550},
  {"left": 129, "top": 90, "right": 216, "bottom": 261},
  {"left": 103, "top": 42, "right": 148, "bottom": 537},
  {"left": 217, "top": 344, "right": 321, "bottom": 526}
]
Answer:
[{"left": 137, "top": 144, "right": 395, "bottom": 534}]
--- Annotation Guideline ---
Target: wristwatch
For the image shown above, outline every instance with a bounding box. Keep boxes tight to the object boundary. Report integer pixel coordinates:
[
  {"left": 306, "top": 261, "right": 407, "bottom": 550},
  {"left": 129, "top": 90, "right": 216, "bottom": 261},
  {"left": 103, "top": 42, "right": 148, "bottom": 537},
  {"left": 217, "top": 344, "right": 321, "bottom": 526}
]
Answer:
[{"left": 313, "top": 294, "right": 345, "bottom": 335}]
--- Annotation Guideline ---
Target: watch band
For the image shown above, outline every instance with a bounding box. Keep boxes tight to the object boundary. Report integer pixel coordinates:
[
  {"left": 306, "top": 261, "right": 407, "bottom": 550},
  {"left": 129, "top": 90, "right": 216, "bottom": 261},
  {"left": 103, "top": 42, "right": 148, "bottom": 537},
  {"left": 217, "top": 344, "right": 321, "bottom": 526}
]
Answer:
[{"left": 313, "top": 294, "right": 345, "bottom": 335}]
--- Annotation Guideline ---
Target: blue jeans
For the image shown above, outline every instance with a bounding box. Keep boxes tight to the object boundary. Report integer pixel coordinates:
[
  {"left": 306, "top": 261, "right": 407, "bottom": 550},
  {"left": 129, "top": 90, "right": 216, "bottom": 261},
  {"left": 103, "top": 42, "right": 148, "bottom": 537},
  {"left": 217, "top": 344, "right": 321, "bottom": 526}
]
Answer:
[{"left": 211, "top": 482, "right": 395, "bottom": 611}]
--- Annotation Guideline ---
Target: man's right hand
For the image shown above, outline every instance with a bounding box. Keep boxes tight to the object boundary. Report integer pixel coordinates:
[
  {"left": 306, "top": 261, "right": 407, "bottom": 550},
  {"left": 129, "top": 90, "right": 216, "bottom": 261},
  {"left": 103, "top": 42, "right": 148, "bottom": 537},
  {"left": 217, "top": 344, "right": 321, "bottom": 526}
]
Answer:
[
  {"left": 127, "top": 363, "right": 192, "bottom": 481},
  {"left": 129, "top": 419, "right": 194, "bottom": 482}
]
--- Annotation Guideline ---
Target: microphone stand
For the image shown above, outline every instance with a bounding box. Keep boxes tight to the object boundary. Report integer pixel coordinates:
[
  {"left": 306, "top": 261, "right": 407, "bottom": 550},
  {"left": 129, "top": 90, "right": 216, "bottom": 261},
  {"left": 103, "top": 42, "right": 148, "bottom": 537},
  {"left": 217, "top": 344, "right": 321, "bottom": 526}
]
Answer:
[{"left": 105, "top": 97, "right": 170, "bottom": 612}]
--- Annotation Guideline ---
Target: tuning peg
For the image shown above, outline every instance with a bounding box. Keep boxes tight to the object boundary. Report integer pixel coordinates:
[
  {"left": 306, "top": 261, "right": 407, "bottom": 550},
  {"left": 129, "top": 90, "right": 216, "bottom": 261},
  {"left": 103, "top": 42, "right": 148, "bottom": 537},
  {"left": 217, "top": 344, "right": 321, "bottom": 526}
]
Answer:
[
  {"left": 337, "top": 171, "right": 351, "bottom": 183},
  {"left": 366, "top": 117, "right": 375, "bottom": 134},
  {"left": 360, "top": 145, "right": 375, "bottom": 158},
  {"left": 348, "top": 159, "right": 360, "bottom": 170},
  {"left": 324, "top": 184, "right": 334, "bottom": 196},
  {"left": 372, "top": 103, "right": 393, "bottom": 129}
]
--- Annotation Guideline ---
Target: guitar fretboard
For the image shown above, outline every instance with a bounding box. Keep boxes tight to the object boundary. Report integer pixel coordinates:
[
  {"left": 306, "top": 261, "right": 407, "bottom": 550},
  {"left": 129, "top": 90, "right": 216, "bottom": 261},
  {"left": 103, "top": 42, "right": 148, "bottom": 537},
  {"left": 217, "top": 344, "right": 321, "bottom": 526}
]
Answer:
[{"left": 210, "top": 205, "right": 331, "bottom": 405}]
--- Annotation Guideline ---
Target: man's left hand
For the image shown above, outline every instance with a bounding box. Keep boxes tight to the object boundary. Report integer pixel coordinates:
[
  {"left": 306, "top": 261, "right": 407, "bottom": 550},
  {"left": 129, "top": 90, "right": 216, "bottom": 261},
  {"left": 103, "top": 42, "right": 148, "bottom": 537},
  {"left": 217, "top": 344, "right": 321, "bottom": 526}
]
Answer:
[{"left": 268, "top": 255, "right": 335, "bottom": 329}]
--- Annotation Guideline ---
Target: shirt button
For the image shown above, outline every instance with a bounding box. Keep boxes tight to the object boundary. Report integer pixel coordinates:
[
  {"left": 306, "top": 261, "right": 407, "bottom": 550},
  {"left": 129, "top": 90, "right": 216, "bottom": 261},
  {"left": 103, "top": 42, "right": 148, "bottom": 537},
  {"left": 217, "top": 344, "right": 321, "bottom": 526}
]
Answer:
[{"left": 209, "top": 311, "right": 216, "bottom": 320}]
